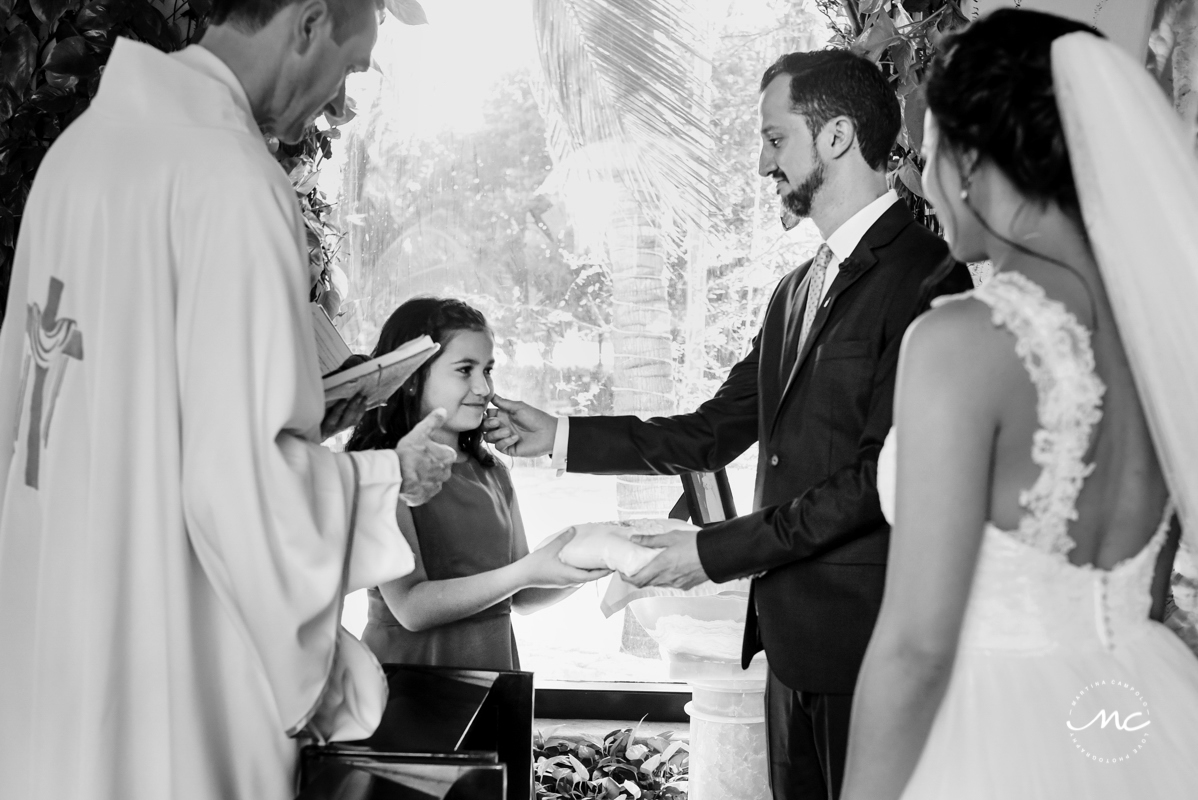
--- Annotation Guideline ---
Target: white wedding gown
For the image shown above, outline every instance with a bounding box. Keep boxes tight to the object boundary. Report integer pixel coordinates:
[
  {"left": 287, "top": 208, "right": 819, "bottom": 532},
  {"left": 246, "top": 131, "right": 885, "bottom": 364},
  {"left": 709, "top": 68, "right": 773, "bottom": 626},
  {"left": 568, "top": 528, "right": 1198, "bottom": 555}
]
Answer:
[{"left": 878, "top": 272, "right": 1198, "bottom": 797}]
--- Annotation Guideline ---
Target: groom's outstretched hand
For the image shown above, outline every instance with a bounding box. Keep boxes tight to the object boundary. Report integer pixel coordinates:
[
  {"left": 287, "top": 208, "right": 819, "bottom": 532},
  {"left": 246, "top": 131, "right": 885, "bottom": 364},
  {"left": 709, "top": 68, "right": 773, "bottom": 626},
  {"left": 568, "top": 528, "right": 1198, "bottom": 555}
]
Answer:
[
  {"left": 482, "top": 395, "right": 557, "bottom": 457},
  {"left": 626, "top": 528, "right": 708, "bottom": 590}
]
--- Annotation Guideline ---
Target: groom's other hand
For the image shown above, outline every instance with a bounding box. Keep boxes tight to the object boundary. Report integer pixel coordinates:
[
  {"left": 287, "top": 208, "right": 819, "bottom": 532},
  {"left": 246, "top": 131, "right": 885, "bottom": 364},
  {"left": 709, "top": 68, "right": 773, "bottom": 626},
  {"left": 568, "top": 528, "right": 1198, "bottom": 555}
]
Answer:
[
  {"left": 626, "top": 529, "right": 709, "bottom": 590},
  {"left": 396, "top": 408, "right": 457, "bottom": 506},
  {"left": 482, "top": 395, "right": 557, "bottom": 457}
]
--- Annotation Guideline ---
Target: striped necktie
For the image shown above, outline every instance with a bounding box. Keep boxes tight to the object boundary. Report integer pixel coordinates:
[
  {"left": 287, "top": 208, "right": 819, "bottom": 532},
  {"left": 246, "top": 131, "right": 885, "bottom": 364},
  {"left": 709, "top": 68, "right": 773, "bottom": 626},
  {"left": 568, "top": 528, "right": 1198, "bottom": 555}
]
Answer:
[{"left": 798, "top": 244, "right": 834, "bottom": 354}]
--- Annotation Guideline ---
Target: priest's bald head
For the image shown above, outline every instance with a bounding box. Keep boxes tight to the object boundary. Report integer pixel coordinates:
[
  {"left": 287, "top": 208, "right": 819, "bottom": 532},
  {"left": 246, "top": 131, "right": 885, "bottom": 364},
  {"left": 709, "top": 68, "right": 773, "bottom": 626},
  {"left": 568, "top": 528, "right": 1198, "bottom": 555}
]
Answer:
[{"left": 200, "top": 0, "right": 382, "bottom": 143}]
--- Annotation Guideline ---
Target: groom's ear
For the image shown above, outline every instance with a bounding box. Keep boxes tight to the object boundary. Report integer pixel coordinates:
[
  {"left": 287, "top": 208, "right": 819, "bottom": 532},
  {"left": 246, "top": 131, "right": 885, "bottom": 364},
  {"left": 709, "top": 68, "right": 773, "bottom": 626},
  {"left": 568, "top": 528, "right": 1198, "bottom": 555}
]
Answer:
[{"left": 822, "top": 116, "right": 858, "bottom": 161}]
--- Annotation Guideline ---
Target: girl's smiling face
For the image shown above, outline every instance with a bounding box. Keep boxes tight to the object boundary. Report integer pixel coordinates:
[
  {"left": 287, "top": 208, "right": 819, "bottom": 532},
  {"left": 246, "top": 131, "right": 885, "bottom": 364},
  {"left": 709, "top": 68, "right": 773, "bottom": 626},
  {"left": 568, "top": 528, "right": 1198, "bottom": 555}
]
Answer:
[{"left": 419, "top": 328, "right": 496, "bottom": 439}]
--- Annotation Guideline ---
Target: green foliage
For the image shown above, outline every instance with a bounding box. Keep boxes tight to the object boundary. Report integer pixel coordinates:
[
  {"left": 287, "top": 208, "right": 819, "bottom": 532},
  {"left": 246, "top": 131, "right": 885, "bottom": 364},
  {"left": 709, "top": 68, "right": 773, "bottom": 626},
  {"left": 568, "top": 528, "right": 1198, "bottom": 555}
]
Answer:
[
  {"left": 274, "top": 123, "right": 348, "bottom": 318},
  {"left": 383, "top": 0, "right": 427, "bottom": 25},
  {"left": 332, "top": 62, "right": 619, "bottom": 413},
  {"left": 0, "top": 0, "right": 207, "bottom": 327},
  {"left": 337, "top": 69, "right": 559, "bottom": 332},
  {"left": 0, "top": 0, "right": 428, "bottom": 327},
  {"left": 534, "top": 727, "right": 689, "bottom": 799},
  {"left": 818, "top": 0, "right": 967, "bottom": 106}
]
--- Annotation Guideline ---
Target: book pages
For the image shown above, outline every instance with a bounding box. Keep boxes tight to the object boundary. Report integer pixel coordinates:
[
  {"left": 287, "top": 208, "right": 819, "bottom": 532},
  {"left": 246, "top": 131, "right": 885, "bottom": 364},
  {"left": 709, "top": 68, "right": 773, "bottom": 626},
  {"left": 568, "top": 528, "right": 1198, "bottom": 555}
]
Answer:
[{"left": 322, "top": 337, "right": 439, "bottom": 409}]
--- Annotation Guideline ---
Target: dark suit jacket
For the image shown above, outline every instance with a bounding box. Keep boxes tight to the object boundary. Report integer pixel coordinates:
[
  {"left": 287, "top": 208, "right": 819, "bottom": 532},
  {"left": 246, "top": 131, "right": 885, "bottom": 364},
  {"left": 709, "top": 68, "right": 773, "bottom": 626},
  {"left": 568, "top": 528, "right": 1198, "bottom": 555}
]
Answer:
[{"left": 567, "top": 201, "right": 973, "bottom": 693}]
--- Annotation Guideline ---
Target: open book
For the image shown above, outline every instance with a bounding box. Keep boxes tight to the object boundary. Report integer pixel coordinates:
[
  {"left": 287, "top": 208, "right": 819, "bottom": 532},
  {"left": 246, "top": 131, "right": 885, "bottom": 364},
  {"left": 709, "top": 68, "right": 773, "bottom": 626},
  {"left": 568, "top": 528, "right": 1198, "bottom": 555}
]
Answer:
[{"left": 312, "top": 305, "right": 440, "bottom": 409}]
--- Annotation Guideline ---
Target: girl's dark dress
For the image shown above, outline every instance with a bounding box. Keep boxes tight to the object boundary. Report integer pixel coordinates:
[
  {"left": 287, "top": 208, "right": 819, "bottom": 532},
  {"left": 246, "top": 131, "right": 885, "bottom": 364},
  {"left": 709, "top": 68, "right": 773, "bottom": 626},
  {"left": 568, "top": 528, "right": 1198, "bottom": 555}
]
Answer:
[{"left": 361, "top": 456, "right": 524, "bottom": 670}]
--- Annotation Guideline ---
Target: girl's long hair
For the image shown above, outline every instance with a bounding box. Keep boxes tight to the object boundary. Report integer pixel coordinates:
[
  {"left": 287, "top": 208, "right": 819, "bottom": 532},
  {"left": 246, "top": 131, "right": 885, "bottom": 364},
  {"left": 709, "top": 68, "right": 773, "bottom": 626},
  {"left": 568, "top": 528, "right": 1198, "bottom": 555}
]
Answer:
[{"left": 345, "top": 297, "right": 495, "bottom": 467}]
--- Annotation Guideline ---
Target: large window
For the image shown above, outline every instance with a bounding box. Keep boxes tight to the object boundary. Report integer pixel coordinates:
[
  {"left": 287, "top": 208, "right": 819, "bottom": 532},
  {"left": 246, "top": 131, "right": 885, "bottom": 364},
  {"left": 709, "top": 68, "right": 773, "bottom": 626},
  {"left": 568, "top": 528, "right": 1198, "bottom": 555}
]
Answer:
[{"left": 336, "top": 0, "right": 832, "bottom": 685}]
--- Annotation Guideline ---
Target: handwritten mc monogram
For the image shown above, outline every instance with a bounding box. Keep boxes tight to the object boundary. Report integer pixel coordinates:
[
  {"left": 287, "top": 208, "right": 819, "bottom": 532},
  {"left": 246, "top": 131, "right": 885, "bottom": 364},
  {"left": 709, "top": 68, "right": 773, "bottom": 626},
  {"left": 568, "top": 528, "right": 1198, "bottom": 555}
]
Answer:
[
  {"left": 1067, "top": 708, "right": 1151, "bottom": 733},
  {"left": 1067, "top": 680, "right": 1152, "bottom": 763}
]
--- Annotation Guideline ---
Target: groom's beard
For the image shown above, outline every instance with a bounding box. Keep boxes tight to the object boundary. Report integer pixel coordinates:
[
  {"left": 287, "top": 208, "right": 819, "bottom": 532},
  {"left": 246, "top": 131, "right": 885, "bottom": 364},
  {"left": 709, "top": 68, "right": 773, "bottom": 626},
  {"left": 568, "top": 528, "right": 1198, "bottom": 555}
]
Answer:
[{"left": 783, "top": 159, "right": 826, "bottom": 220}]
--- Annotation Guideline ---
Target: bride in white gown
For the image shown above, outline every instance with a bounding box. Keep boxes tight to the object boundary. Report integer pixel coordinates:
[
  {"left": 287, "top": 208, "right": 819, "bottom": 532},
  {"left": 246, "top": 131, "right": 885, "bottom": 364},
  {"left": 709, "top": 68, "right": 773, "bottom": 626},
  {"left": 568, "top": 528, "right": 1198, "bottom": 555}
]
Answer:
[{"left": 840, "top": 10, "right": 1198, "bottom": 799}]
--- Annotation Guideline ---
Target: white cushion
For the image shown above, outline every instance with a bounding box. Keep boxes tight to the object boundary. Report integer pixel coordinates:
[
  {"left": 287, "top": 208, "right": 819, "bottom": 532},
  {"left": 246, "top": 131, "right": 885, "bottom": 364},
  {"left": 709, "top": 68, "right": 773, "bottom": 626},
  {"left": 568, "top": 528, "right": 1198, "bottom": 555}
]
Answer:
[{"left": 556, "top": 518, "right": 692, "bottom": 575}]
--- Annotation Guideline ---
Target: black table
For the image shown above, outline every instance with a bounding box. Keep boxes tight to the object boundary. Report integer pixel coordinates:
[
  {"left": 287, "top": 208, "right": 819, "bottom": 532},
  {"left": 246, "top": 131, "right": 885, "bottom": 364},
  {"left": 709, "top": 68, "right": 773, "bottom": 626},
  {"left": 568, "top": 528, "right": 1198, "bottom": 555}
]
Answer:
[{"left": 298, "top": 664, "right": 533, "bottom": 800}]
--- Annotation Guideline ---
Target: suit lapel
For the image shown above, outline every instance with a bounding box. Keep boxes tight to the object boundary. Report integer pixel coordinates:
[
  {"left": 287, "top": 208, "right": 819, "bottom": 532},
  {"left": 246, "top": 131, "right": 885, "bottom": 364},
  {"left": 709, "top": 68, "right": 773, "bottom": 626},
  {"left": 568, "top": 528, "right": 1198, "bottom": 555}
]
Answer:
[
  {"left": 768, "top": 202, "right": 915, "bottom": 437},
  {"left": 771, "top": 257, "right": 874, "bottom": 437},
  {"left": 780, "top": 262, "right": 815, "bottom": 381}
]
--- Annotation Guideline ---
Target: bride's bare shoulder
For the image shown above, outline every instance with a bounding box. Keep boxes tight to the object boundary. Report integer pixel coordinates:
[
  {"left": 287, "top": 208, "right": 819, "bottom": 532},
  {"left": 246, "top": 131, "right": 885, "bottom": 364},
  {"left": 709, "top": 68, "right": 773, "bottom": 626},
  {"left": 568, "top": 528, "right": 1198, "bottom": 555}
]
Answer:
[
  {"left": 906, "top": 294, "right": 1010, "bottom": 349},
  {"left": 899, "top": 296, "right": 1027, "bottom": 399}
]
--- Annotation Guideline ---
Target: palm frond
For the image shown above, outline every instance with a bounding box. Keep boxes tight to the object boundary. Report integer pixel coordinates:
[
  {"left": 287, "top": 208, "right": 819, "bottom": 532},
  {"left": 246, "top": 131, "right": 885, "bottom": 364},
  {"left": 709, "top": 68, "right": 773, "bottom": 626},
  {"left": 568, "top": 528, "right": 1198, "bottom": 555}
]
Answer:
[{"left": 531, "top": 0, "right": 722, "bottom": 233}]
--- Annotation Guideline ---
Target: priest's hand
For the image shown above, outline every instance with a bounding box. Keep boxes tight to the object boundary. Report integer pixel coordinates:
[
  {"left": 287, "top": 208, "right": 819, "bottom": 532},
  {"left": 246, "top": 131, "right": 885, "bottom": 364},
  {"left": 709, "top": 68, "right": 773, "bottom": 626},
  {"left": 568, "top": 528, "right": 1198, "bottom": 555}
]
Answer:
[
  {"left": 396, "top": 409, "right": 457, "bottom": 506},
  {"left": 482, "top": 395, "right": 556, "bottom": 457},
  {"left": 321, "top": 393, "right": 367, "bottom": 441},
  {"left": 320, "top": 355, "right": 372, "bottom": 440},
  {"left": 626, "top": 528, "right": 708, "bottom": 589}
]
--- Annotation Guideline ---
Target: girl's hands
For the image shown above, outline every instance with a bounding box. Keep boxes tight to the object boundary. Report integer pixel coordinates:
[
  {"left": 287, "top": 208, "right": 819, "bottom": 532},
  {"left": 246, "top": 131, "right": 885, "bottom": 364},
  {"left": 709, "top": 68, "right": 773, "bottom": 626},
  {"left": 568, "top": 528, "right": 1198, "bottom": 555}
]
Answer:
[{"left": 519, "top": 528, "right": 611, "bottom": 587}]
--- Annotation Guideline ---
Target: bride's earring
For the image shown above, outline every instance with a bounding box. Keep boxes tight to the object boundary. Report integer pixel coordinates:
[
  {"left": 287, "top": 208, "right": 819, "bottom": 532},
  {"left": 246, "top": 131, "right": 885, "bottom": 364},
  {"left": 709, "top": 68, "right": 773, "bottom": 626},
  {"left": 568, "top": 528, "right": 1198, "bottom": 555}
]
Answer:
[{"left": 959, "top": 162, "right": 975, "bottom": 203}]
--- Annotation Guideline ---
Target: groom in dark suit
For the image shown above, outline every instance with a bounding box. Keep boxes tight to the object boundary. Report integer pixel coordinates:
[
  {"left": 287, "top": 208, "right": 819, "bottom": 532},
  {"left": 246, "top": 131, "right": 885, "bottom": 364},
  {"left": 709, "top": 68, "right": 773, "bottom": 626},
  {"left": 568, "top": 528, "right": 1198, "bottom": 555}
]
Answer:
[{"left": 484, "top": 50, "right": 972, "bottom": 800}]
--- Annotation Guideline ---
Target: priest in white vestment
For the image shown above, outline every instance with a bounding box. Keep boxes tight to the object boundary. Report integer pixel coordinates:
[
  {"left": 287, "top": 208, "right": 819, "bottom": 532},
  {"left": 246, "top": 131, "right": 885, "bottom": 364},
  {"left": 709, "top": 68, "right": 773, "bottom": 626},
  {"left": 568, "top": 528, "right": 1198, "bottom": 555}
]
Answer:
[{"left": 0, "top": 1, "right": 455, "bottom": 798}]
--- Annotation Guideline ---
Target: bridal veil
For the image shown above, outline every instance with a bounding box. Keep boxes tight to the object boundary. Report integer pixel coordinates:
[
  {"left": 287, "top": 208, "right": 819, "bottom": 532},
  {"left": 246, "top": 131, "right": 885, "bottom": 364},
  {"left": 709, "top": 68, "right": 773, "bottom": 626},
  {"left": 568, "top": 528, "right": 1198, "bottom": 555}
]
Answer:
[{"left": 1053, "top": 33, "right": 1198, "bottom": 558}]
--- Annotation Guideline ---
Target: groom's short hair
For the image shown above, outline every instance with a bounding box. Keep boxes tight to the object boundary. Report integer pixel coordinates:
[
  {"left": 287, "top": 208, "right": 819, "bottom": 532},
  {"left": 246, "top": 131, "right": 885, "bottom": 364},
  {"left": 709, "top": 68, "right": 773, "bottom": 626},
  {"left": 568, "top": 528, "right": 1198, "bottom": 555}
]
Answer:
[{"left": 761, "top": 50, "right": 900, "bottom": 172}]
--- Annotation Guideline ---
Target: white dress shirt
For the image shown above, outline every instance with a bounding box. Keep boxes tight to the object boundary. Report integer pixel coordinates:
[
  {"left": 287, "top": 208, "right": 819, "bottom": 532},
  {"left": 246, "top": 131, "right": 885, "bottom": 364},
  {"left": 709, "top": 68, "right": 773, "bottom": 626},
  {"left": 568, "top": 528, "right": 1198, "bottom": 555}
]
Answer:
[
  {"left": 551, "top": 190, "right": 901, "bottom": 471},
  {"left": 816, "top": 189, "right": 899, "bottom": 306}
]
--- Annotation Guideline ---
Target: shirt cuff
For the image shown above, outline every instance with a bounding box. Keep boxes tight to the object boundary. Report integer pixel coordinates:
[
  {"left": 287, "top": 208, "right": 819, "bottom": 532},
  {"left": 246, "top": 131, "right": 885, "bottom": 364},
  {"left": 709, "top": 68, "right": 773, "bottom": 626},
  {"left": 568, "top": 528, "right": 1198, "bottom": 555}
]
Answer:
[
  {"left": 551, "top": 416, "right": 570, "bottom": 475},
  {"left": 344, "top": 449, "right": 413, "bottom": 591}
]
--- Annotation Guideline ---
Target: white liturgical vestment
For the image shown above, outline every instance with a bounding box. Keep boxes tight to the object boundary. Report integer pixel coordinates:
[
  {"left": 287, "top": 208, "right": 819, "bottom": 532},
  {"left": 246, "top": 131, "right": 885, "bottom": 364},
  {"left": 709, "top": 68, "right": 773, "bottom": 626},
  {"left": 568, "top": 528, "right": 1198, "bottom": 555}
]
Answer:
[{"left": 0, "top": 39, "right": 415, "bottom": 800}]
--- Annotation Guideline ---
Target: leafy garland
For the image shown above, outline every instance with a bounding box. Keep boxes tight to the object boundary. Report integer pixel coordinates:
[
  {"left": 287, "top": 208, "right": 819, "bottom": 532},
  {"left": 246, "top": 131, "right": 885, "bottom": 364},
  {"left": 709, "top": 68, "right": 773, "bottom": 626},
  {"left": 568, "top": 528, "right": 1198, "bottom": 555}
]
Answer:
[
  {"left": 0, "top": 0, "right": 428, "bottom": 327},
  {"left": 535, "top": 727, "right": 690, "bottom": 799},
  {"left": 274, "top": 122, "right": 350, "bottom": 319}
]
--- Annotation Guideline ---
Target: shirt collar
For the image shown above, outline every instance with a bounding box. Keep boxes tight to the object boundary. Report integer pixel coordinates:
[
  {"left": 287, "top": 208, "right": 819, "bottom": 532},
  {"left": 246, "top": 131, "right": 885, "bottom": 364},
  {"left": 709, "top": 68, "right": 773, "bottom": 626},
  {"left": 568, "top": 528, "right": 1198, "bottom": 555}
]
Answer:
[
  {"left": 824, "top": 189, "right": 899, "bottom": 262},
  {"left": 172, "top": 44, "right": 256, "bottom": 125},
  {"left": 91, "top": 39, "right": 263, "bottom": 139}
]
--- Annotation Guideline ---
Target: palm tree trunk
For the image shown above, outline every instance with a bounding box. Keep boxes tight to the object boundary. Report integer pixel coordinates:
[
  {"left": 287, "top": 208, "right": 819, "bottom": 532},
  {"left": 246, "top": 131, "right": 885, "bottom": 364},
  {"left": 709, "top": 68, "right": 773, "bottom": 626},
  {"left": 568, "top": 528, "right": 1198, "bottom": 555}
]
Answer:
[
  {"left": 607, "top": 188, "right": 678, "bottom": 520},
  {"left": 607, "top": 187, "right": 678, "bottom": 658}
]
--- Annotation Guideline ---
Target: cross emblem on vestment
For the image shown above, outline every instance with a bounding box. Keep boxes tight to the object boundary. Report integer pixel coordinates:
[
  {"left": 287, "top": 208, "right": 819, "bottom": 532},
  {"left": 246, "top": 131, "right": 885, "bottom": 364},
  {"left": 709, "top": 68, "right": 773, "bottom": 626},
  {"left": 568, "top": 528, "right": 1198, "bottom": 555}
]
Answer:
[{"left": 18, "top": 277, "right": 84, "bottom": 489}]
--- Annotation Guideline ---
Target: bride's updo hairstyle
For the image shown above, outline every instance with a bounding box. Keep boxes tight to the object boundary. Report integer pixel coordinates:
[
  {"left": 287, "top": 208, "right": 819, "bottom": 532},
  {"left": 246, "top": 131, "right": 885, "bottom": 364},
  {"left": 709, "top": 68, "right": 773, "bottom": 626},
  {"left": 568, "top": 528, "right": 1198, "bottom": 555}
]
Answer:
[{"left": 925, "top": 9, "right": 1099, "bottom": 214}]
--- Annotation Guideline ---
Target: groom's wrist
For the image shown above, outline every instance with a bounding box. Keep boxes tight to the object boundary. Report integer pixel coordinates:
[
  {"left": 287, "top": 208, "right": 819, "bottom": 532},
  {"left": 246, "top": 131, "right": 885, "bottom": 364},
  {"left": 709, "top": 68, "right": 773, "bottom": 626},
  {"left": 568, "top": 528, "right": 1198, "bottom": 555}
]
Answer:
[{"left": 550, "top": 417, "right": 570, "bottom": 474}]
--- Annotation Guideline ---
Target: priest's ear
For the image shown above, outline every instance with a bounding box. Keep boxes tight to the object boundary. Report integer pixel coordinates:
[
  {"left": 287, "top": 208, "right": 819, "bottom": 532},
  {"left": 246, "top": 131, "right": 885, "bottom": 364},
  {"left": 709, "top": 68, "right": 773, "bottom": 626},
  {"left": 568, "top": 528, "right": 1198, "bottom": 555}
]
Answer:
[{"left": 293, "top": 0, "right": 336, "bottom": 54}]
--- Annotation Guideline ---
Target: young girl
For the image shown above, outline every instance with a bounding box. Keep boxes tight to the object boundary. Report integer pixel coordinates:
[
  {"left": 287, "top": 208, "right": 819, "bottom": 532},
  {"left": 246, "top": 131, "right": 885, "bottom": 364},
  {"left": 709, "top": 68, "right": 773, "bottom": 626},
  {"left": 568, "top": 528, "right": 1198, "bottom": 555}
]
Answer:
[{"left": 347, "top": 297, "right": 606, "bottom": 670}]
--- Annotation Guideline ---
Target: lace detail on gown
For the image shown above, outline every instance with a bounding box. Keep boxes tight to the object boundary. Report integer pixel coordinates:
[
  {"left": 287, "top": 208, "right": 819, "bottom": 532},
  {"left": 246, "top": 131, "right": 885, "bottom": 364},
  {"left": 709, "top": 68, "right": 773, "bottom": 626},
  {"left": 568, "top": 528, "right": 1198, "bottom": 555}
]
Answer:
[
  {"left": 933, "top": 270, "right": 1106, "bottom": 557},
  {"left": 878, "top": 271, "right": 1175, "bottom": 655}
]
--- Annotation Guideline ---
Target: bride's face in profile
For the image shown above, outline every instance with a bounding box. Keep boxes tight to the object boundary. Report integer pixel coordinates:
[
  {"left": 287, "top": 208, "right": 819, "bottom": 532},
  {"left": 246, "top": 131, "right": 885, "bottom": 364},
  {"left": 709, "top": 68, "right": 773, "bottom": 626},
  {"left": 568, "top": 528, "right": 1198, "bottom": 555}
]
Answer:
[{"left": 922, "top": 110, "right": 987, "bottom": 263}]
